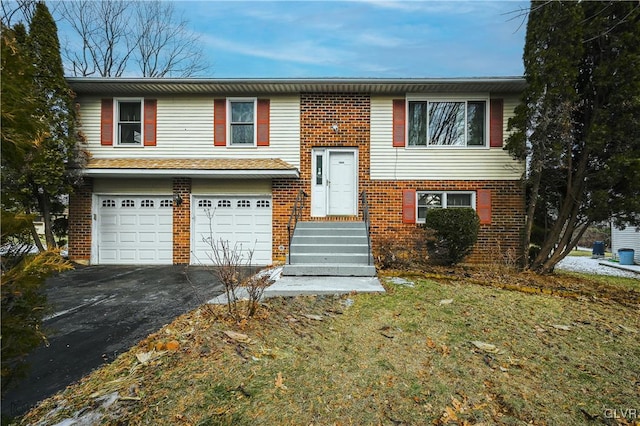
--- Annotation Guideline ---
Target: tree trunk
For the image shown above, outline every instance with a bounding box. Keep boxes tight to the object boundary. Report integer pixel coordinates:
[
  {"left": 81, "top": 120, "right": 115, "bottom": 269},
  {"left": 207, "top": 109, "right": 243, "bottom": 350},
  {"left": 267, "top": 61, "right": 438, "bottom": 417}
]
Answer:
[
  {"left": 523, "top": 153, "right": 543, "bottom": 269},
  {"left": 532, "top": 144, "right": 590, "bottom": 273},
  {"left": 29, "top": 221, "right": 45, "bottom": 252},
  {"left": 38, "top": 192, "right": 57, "bottom": 249}
]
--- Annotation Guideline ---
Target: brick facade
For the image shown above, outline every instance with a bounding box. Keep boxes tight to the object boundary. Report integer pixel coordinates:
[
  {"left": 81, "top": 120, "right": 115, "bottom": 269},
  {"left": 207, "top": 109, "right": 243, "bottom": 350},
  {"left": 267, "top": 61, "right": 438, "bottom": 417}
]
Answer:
[
  {"left": 271, "top": 92, "right": 525, "bottom": 264},
  {"left": 172, "top": 177, "right": 191, "bottom": 264},
  {"left": 362, "top": 180, "right": 525, "bottom": 263},
  {"left": 68, "top": 178, "right": 93, "bottom": 264}
]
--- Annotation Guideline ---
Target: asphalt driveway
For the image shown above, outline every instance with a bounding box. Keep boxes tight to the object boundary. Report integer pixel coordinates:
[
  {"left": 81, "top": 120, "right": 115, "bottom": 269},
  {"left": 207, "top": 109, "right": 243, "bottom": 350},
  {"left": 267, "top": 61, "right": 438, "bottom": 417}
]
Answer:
[{"left": 2, "top": 265, "right": 224, "bottom": 418}]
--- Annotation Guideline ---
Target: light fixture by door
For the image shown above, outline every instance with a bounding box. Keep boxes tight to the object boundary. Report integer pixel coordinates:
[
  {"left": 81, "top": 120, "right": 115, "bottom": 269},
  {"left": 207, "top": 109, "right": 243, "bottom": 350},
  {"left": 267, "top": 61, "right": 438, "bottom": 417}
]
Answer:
[
  {"left": 173, "top": 193, "right": 183, "bottom": 206},
  {"left": 331, "top": 124, "right": 339, "bottom": 133}
]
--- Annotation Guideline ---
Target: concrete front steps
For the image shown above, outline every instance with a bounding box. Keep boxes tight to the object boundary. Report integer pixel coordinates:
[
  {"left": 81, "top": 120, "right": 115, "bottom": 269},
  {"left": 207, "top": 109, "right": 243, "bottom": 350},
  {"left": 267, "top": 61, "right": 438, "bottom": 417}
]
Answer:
[{"left": 283, "top": 221, "right": 376, "bottom": 277}]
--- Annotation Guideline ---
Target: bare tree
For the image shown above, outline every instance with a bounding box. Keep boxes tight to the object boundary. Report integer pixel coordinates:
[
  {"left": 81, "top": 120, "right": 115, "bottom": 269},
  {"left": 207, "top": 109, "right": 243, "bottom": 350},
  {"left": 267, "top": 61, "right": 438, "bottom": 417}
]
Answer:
[
  {"left": 56, "top": 0, "right": 208, "bottom": 77},
  {"left": 1, "top": 0, "right": 36, "bottom": 27},
  {"left": 57, "top": 0, "right": 133, "bottom": 77},
  {"left": 134, "top": 1, "right": 207, "bottom": 77}
]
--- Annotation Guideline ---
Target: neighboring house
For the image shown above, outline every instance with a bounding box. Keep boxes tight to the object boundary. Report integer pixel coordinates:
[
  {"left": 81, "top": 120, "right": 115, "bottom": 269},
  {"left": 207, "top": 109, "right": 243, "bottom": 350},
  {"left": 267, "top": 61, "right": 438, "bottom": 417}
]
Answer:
[
  {"left": 66, "top": 77, "right": 526, "bottom": 268},
  {"left": 611, "top": 223, "right": 640, "bottom": 263}
]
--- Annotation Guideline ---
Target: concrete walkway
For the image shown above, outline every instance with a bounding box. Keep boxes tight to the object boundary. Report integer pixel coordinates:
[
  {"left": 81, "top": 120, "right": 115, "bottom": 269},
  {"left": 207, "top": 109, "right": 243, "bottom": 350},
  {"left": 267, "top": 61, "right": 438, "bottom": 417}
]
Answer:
[{"left": 209, "top": 267, "right": 385, "bottom": 304}]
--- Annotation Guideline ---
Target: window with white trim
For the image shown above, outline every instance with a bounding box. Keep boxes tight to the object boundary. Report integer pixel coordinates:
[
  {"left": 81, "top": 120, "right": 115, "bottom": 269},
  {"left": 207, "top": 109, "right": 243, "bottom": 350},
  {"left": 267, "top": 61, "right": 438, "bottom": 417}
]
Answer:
[
  {"left": 116, "top": 99, "right": 143, "bottom": 145},
  {"left": 228, "top": 98, "right": 256, "bottom": 146},
  {"left": 417, "top": 191, "right": 475, "bottom": 223},
  {"left": 408, "top": 98, "right": 487, "bottom": 147}
]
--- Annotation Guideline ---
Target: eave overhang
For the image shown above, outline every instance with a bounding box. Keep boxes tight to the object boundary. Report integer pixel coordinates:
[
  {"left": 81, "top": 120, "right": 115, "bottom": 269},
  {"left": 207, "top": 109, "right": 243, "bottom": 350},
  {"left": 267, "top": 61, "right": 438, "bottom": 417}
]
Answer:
[
  {"left": 67, "top": 77, "right": 526, "bottom": 97},
  {"left": 82, "top": 158, "right": 299, "bottom": 179}
]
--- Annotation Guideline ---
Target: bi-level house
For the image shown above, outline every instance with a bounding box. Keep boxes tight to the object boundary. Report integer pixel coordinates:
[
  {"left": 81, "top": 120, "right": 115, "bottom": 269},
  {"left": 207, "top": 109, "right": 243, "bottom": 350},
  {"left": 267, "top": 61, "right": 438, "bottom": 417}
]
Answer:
[{"left": 67, "top": 78, "right": 526, "bottom": 275}]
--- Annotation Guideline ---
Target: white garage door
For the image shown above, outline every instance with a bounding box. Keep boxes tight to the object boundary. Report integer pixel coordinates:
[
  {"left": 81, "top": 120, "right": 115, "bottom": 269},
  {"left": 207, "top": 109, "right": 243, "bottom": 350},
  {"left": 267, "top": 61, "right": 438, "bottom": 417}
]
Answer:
[
  {"left": 192, "top": 196, "right": 272, "bottom": 265},
  {"left": 97, "top": 195, "right": 173, "bottom": 264}
]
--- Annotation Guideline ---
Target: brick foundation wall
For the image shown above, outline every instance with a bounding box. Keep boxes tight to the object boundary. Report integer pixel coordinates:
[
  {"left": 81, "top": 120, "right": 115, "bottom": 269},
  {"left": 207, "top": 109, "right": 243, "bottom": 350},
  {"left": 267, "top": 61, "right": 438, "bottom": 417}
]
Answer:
[
  {"left": 68, "top": 178, "right": 93, "bottom": 264},
  {"left": 173, "top": 178, "right": 191, "bottom": 264},
  {"left": 362, "top": 180, "right": 525, "bottom": 263},
  {"left": 272, "top": 92, "right": 525, "bottom": 265}
]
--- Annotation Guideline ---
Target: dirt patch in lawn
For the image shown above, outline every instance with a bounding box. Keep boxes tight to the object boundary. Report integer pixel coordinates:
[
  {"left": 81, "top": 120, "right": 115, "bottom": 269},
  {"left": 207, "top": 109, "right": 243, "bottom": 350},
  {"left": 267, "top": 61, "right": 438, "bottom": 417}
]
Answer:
[{"left": 16, "top": 270, "right": 640, "bottom": 426}]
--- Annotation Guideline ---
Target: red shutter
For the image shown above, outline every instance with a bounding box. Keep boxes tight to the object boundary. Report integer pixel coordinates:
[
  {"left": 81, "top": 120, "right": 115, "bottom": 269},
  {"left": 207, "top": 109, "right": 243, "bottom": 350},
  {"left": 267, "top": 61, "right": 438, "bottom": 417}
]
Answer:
[
  {"left": 402, "top": 189, "right": 416, "bottom": 224},
  {"left": 393, "top": 99, "right": 406, "bottom": 147},
  {"left": 256, "top": 99, "right": 270, "bottom": 146},
  {"left": 477, "top": 189, "right": 492, "bottom": 225},
  {"left": 214, "top": 99, "right": 226, "bottom": 146},
  {"left": 100, "top": 99, "right": 113, "bottom": 146},
  {"left": 490, "top": 98, "right": 503, "bottom": 148},
  {"left": 143, "top": 99, "right": 157, "bottom": 146}
]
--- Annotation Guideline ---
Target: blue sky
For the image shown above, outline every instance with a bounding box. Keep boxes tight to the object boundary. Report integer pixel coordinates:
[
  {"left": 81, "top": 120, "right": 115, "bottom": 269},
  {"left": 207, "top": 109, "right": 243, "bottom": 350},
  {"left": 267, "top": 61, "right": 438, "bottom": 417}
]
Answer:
[
  {"left": 56, "top": 0, "right": 529, "bottom": 78},
  {"left": 183, "top": 0, "right": 529, "bottom": 78}
]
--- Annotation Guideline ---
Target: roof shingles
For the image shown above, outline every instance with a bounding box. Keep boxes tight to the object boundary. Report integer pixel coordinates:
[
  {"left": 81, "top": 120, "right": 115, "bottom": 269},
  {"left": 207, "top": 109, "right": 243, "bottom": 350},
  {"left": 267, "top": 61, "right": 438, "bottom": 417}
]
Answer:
[{"left": 86, "top": 158, "right": 296, "bottom": 171}]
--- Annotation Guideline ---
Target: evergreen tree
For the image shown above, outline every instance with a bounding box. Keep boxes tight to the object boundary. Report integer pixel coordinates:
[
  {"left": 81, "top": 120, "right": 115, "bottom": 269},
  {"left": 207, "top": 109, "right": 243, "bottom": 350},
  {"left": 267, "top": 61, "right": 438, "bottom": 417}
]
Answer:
[
  {"left": 1, "top": 22, "right": 73, "bottom": 397},
  {"left": 4, "top": 2, "right": 86, "bottom": 249},
  {"left": 507, "top": 1, "right": 640, "bottom": 273}
]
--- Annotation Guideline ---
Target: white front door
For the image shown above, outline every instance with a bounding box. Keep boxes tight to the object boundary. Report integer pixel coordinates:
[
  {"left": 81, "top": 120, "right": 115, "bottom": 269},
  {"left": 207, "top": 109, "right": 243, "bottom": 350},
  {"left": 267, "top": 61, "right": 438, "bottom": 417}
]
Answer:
[{"left": 311, "top": 148, "right": 357, "bottom": 217}]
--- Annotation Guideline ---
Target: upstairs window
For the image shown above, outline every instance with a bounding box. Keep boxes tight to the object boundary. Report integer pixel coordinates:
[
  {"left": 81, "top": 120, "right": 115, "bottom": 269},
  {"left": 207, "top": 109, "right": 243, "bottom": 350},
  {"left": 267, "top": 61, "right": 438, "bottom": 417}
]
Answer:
[
  {"left": 116, "top": 99, "right": 142, "bottom": 145},
  {"left": 408, "top": 99, "right": 486, "bottom": 147},
  {"left": 229, "top": 99, "right": 256, "bottom": 146}
]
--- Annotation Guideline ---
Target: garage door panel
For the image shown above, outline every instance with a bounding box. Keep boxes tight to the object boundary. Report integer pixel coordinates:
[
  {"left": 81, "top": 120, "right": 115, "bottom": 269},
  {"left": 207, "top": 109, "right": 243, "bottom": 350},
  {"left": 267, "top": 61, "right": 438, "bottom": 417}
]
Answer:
[
  {"left": 158, "top": 215, "right": 173, "bottom": 226},
  {"left": 100, "top": 232, "right": 118, "bottom": 244},
  {"left": 99, "top": 250, "right": 117, "bottom": 261},
  {"left": 192, "top": 196, "right": 272, "bottom": 265},
  {"left": 102, "top": 216, "right": 118, "bottom": 227},
  {"left": 235, "top": 216, "right": 254, "bottom": 226},
  {"left": 119, "top": 215, "right": 137, "bottom": 226},
  {"left": 119, "top": 232, "right": 137, "bottom": 243},
  {"left": 138, "top": 232, "right": 158, "bottom": 243},
  {"left": 97, "top": 195, "right": 173, "bottom": 265},
  {"left": 138, "top": 215, "right": 158, "bottom": 226},
  {"left": 255, "top": 217, "right": 271, "bottom": 226},
  {"left": 213, "top": 216, "right": 233, "bottom": 227},
  {"left": 158, "top": 233, "right": 173, "bottom": 243},
  {"left": 118, "top": 250, "right": 137, "bottom": 261}
]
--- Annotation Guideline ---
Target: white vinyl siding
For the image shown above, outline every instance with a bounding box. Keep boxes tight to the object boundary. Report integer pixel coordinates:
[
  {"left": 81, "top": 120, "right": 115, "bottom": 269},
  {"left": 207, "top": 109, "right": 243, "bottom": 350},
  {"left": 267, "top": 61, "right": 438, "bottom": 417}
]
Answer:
[
  {"left": 191, "top": 179, "right": 271, "bottom": 195},
  {"left": 611, "top": 224, "right": 640, "bottom": 263},
  {"left": 370, "top": 96, "right": 523, "bottom": 181},
  {"left": 79, "top": 96, "right": 300, "bottom": 168},
  {"left": 93, "top": 178, "right": 172, "bottom": 194}
]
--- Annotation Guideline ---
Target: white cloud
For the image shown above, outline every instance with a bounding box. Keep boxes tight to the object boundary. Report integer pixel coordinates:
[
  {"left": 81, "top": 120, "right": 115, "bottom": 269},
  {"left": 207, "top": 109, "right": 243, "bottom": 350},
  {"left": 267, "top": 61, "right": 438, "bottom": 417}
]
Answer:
[
  {"left": 354, "top": 32, "right": 408, "bottom": 48},
  {"left": 200, "top": 34, "right": 349, "bottom": 67}
]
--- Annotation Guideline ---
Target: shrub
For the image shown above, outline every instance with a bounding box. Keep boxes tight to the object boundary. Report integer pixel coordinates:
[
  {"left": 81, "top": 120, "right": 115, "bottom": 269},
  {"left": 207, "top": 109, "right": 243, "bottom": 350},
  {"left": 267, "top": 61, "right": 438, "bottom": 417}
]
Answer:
[
  {"left": 374, "top": 231, "right": 432, "bottom": 270},
  {"left": 424, "top": 208, "right": 480, "bottom": 265},
  {"left": 1, "top": 211, "right": 72, "bottom": 395}
]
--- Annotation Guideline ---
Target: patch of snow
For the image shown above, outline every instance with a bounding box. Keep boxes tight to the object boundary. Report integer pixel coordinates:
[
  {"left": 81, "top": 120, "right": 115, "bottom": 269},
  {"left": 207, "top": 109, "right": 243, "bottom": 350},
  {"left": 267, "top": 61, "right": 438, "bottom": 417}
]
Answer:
[
  {"left": 387, "top": 277, "right": 415, "bottom": 287},
  {"left": 556, "top": 256, "right": 638, "bottom": 279}
]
